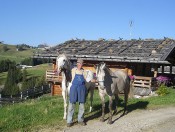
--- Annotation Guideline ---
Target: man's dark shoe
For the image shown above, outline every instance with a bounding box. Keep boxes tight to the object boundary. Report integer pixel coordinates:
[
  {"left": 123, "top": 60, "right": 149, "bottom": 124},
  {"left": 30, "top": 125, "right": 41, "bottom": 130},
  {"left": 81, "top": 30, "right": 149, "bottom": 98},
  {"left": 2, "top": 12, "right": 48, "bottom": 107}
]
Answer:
[
  {"left": 78, "top": 121, "right": 86, "bottom": 126},
  {"left": 67, "top": 123, "right": 73, "bottom": 127}
]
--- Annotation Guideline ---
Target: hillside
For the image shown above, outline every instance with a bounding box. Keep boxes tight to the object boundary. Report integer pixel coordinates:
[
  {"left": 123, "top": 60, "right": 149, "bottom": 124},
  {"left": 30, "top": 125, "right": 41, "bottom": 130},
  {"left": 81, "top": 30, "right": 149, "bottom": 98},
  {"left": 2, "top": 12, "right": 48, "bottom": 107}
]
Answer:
[
  {"left": 0, "top": 63, "right": 52, "bottom": 85},
  {"left": 0, "top": 43, "right": 37, "bottom": 63}
]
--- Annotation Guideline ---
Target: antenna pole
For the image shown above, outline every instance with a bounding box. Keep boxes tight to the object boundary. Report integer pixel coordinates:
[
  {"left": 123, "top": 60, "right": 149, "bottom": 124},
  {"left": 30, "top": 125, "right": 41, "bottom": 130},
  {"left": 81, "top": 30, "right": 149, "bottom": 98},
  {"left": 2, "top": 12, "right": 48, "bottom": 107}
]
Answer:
[{"left": 129, "top": 20, "right": 133, "bottom": 40}]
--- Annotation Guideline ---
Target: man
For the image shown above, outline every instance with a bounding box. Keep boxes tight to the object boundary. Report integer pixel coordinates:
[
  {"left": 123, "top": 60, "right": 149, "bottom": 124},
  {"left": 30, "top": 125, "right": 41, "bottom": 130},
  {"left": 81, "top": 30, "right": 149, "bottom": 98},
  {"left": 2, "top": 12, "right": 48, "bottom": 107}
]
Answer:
[{"left": 67, "top": 58, "right": 87, "bottom": 127}]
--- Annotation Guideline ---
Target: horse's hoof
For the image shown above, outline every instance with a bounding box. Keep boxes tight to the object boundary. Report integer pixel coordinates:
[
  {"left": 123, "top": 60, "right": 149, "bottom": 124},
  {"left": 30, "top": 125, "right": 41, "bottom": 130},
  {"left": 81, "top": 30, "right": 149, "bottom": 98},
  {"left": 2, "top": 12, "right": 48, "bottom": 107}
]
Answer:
[
  {"left": 100, "top": 118, "right": 105, "bottom": 122},
  {"left": 113, "top": 110, "right": 117, "bottom": 115},
  {"left": 89, "top": 106, "right": 92, "bottom": 112},
  {"left": 63, "top": 117, "right": 67, "bottom": 120},
  {"left": 107, "top": 120, "right": 113, "bottom": 124},
  {"left": 121, "top": 111, "right": 126, "bottom": 117}
]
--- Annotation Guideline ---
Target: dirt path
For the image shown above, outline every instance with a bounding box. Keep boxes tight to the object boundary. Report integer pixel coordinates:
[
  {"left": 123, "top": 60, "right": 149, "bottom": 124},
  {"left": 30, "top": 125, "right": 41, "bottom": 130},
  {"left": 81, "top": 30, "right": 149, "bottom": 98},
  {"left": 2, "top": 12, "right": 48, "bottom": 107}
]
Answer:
[{"left": 60, "top": 106, "right": 175, "bottom": 132}]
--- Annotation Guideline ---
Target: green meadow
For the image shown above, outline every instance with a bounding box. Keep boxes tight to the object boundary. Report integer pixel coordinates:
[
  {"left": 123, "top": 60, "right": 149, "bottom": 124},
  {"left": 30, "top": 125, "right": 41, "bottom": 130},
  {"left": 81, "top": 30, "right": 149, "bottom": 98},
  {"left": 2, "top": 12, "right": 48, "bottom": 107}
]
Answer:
[
  {"left": 0, "top": 63, "right": 52, "bottom": 85},
  {"left": 0, "top": 87, "right": 175, "bottom": 132},
  {"left": 0, "top": 43, "right": 36, "bottom": 63}
]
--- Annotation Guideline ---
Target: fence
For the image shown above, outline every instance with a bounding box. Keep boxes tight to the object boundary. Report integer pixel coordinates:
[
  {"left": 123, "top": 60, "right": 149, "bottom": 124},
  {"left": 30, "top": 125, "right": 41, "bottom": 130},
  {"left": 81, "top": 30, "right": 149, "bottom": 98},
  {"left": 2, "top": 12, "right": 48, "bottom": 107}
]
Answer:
[{"left": 0, "top": 84, "right": 51, "bottom": 106}]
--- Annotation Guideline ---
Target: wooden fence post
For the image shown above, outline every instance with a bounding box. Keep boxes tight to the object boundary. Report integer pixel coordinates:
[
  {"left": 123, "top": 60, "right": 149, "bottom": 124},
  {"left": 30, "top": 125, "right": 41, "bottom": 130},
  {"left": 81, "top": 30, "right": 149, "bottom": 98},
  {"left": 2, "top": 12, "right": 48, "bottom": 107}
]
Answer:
[
  {"left": 32, "top": 87, "right": 35, "bottom": 98},
  {"left": 0, "top": 94, "right": 1, "bottom": 106},
  {"left": 27, "top": 90, "right": 29, "bottom": 99},
  {"left": 49, "top": 83, "right": 53, "bottom": 95},
  {"left": 0, "top": 94, "right": 1, "bottom": 104},
  {"left": 42, "top": 85, "right": 44, "bottom": 93},
  {"left": 21, "top": 92, "right": 23, "bottom": 99}
]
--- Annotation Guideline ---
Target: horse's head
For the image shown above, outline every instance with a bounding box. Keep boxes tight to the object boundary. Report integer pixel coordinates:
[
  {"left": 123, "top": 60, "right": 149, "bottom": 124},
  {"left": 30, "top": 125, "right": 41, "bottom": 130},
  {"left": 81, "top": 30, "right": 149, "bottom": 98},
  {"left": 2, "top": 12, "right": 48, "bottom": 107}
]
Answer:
[
  {"left": 95, "top": 62, "right": 106, "bottom": 90},
  {"left": 56, "top": 54, "right": 70, "bottom": 73}
]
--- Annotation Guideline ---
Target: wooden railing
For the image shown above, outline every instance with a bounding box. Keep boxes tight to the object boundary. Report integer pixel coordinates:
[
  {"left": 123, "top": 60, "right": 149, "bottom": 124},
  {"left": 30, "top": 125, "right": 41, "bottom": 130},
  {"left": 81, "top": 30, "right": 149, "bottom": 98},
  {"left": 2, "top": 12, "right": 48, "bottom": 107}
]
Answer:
[
  {"left": 132, "top": 76, "right": 157, "bottom": 89},
  {"left": 46, "top": 70, "right": 62, "bottom": 83}
]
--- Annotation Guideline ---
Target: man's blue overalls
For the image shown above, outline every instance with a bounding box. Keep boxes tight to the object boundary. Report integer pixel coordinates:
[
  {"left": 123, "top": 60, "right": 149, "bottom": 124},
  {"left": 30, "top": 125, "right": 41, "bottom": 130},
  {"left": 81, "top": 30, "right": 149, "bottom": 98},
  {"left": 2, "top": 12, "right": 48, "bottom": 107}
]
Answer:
[{"left": 67, "top": 70, "right": 87, "bottom": 124}]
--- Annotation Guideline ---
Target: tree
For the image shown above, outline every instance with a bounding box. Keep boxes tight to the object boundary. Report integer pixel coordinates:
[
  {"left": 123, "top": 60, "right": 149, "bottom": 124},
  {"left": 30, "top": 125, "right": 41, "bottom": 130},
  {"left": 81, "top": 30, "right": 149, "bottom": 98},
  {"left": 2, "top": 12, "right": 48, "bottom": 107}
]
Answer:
[
  {"left": 3, "top": 45, "right": 8, "bottom": 52},
  {"left": 21, "top": 57, "right": 34, "bottom": 65},
  {"left": 21, "top": 69, "right": 28, "bottom": 91},
  {"left": 18, "top": 45, "right": 24, "bottom": 51},
  {"left": 3, "top": 65, "right": 20, "bottom": 95},
  {"left": 35, "top": 75, "right": 46, "bottom": 87},
  {"left": 0, "top": 59, "right": 16, "bottom": 73},
  {"left": 22, "top": 69, "right": 27, "bottom": 82}
]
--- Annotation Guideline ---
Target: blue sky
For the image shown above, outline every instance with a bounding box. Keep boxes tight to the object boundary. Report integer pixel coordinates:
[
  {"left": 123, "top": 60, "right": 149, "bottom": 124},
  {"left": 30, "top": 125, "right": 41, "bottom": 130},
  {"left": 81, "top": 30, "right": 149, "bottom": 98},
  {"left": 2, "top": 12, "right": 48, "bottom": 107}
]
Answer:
[{"left": 0, "top": 0, "right": 175, "bottom": 46}]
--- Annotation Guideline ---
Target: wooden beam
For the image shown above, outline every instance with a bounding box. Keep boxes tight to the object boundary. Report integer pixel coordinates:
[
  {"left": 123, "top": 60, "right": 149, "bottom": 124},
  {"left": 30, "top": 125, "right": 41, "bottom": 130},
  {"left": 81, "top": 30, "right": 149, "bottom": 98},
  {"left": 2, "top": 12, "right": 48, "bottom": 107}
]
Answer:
[
  {"left": 170, "top": 64, "right": 172, "bottom": 74},
  {"left": 162, "top": 65, "right": 164, "bottom": 73},
  {"left": 154, "top": 66, "right": 158, "bottom": 77}
]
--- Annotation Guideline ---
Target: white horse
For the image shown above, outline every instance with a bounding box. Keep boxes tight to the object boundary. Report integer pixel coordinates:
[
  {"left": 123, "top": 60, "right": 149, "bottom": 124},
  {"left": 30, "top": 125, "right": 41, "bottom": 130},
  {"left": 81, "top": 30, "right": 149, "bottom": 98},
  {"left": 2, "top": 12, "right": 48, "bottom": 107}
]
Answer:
[
  {"left": 95, "top": 62, "right": 130, "bottom": 124},
  {"left": 56, "top": 54, "right": 96, "bottom": 119}
]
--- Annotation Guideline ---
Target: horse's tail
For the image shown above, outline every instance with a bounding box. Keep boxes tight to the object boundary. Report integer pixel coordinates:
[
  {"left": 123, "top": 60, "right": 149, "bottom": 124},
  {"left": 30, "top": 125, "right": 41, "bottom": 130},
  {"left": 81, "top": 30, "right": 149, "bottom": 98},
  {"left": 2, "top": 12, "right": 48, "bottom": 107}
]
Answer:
[{"left": 128, "top": 76, "right": 134, "bottom": 98}]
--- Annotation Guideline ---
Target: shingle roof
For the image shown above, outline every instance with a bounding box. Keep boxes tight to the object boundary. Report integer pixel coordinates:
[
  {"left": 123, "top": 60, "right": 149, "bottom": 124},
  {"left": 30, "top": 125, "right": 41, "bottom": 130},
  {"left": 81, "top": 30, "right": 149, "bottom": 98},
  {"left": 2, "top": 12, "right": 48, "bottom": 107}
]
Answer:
[{"left": 33, "top": 38, "right": 175, "bottom": 64}]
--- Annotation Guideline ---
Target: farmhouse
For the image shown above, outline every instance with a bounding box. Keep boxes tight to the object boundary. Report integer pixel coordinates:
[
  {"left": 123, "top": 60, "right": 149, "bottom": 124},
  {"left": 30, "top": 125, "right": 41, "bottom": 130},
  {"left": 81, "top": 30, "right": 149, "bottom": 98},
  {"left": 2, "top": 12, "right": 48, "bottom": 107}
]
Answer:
[{"left": 33, "top": 38, "right": 175, "bottom": 95}]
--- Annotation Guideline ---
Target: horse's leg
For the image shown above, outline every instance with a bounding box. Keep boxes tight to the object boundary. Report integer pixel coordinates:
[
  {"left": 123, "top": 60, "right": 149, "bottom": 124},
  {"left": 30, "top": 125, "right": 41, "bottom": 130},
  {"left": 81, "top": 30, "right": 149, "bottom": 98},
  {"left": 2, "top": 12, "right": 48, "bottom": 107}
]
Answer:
[
  {"left": 123, "top": 88, "right": 129, "bottom": 115},
  {"left": 62, "top": 81, "right": 67, "bottom": 119},
  {"left": 113, "top": 94, "right": 119, "bottom": 115},
  {"left": 108, "top": 96, "right": 113, "bottom": 124},
  {"left": 89, "top": 83, "right": 95, "bottom": 112},
  {"left": 99, "top": 91, "right": 105, "bottom": 122}
]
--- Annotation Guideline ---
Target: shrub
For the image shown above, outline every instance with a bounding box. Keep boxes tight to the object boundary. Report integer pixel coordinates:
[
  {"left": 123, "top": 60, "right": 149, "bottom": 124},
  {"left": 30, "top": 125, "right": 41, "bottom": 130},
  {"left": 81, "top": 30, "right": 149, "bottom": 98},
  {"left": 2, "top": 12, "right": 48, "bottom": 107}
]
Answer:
[
  {"left": 21, "top": 57, "right": 34, "bottom": 66},
  {"left": 129, "top": 75, "right": 135, "bottom": 80},
  {"left": 156, "top": 75, "right": 171, "bottom": 86},
  {"left": 35, "top": 75, "right": 47, "bottom": 87},
  {"left": 3, "top": 45, "right": 8, "bottom": 52},
  {"left": 0, "top": 59, "right": 16, "bottom": 73},
  {"left": 156, "top": 84, "right": 170, "bottom": 96}
]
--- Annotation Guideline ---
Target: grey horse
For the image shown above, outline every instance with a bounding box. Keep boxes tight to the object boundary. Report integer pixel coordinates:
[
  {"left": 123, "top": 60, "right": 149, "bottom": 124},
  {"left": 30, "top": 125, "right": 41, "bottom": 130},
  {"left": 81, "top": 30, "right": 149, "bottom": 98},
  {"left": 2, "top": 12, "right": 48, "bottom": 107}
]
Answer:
[{"left": 95, "top": 62, "right": 130, "bottom": 124}]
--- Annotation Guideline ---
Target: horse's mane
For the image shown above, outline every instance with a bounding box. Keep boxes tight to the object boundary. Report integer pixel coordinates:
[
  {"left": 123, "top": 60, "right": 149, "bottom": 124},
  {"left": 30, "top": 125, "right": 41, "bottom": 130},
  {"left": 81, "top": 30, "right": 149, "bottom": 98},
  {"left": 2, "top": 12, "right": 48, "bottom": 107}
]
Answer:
[
  {"left": 57, "top": 54, "right": 71, "bottom": 65},
  {"left": 104, "top": 65, "right": 114, "bottom": 75},
  {"left": 58, "top": 54, "right": 68, "bottom": 60},
  {"left": 98, "top": 62, "right": 113, "bottom": 75}
]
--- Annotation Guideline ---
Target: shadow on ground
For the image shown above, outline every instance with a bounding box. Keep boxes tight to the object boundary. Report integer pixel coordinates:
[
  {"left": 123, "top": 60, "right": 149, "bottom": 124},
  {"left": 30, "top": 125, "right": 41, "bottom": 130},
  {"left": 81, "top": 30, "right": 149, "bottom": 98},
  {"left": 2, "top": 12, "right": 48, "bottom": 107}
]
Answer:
[{"left": 85, "top": 98, "right": 149, "bottom": 124}]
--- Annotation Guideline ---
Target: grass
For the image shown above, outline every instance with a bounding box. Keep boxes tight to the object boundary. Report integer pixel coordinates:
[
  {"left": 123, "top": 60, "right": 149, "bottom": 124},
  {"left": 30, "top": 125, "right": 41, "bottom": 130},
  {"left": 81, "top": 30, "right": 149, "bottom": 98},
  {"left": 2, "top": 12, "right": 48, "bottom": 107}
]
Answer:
[
  {"left": 0, "top": 43, "right": 44, "bottom": 85},
  {"left": 0, "top": 72, "right": 7, "bottom": 85},
  {"left": 0, "top": 43, "right": 37, "bottom": 63},
  {"left": 122, "top": 88, "right": 175, "bottom": 113},
  {"left": 0, "top": 87, "right": 175, "bottom": 131},
  {"left": 26, "top": 63, "right": 53, "bottom": 78},
  {"left": 0, "top": 95, "right": 65, "bottom": 131},
  {"left": 0, "top": 63, "right": 52, "bottom": 85}
]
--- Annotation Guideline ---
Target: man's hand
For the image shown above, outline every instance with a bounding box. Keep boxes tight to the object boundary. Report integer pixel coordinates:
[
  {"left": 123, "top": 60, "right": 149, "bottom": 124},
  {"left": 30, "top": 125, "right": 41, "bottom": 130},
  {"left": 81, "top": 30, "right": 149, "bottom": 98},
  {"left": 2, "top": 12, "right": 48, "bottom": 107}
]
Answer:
[
  {"left": 91, "top": 79, "right": 97, "bottom": 83},
  {"left": 54, "top": 70, "right": 58, "bottom": 75}
]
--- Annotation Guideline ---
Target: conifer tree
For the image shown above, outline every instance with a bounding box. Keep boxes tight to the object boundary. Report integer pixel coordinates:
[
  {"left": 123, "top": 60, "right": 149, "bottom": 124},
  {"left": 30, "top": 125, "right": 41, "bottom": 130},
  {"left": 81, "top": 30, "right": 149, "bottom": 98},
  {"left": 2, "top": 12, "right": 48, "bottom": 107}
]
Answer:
[
  {"left": 3, "top": 65, "right": 19, "bottom": 95},
  {"left": 21, "top": 69, "right": 29, "bottom": 91},
  {"left": 35, "top": 75, "right": 46, "bottom": 87}
]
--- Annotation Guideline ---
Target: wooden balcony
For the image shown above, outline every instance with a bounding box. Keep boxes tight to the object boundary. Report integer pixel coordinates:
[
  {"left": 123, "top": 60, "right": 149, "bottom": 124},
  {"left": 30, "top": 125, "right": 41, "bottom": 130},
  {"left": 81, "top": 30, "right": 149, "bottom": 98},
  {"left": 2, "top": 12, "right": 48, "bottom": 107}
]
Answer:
[{"left": 46, "top": 70, "right": 62, "bottom": 83}]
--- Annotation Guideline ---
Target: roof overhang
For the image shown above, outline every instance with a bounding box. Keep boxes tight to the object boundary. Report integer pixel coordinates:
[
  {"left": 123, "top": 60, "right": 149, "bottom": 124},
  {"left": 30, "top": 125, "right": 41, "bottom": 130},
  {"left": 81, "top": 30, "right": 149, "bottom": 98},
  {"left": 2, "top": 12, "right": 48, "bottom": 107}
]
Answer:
[{"left": 32, "top": 54, "right": 171, "bottom": 64}]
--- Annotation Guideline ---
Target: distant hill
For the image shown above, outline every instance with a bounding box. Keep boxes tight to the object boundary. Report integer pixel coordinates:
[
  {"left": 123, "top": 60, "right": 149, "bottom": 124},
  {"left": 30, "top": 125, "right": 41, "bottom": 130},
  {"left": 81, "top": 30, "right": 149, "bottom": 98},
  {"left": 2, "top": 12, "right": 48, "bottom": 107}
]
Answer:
[{"left": 0, "top": 43, "right": 37, "bottom": 63}]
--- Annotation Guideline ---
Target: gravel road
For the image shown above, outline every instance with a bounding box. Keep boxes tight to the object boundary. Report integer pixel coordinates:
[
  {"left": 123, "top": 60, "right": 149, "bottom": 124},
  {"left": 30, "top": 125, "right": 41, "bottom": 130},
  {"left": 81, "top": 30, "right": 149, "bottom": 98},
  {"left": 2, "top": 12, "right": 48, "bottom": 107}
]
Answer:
[{"left": 61, "top": 106, "right": 175, "bottom": 132}]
